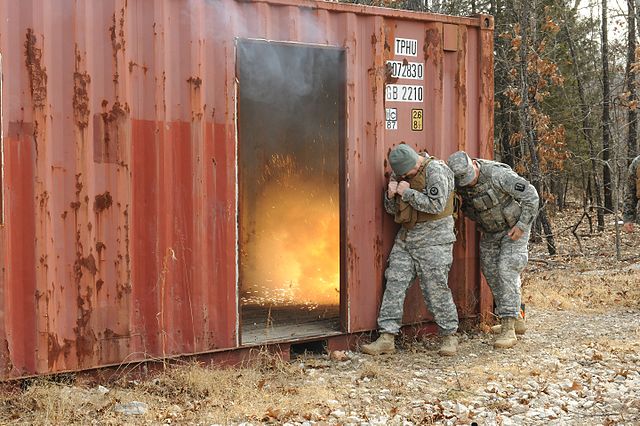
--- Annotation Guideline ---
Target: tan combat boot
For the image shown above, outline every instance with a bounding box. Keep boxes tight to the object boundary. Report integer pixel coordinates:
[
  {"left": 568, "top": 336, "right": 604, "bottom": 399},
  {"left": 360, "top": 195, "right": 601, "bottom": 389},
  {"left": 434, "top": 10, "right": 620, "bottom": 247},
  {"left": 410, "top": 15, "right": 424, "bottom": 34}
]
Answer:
[
  {"left": 491, "top": 315, "right": 526, "bottom": 335},
  {"left": 494, "top": 317, "right": 517, "bottom": 349},
  {"left": 438, "top": 335, "right": 458, "bottom": 356},
  {"left": 361, "top": 333, "right": 396, "bottom": 355}
]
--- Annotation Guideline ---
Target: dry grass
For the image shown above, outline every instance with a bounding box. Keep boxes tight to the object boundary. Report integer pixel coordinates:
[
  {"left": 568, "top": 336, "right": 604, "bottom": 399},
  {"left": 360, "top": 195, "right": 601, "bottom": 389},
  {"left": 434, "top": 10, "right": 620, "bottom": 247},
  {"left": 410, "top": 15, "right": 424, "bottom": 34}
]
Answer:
[
  {"left": 0, "top": 380, "right": 102, "bottom": 424},
  {"left": 523, "top": 269, "right": 640, "bottom": 312},
  {"left": 0, "top": 350, "right": 341, "bottom": 425},
  {"left": 0, "top": 349, "right": 448, "bottom": 425},
  {"left": 524, "top": 205, "right": 640, "bottom": 312}
]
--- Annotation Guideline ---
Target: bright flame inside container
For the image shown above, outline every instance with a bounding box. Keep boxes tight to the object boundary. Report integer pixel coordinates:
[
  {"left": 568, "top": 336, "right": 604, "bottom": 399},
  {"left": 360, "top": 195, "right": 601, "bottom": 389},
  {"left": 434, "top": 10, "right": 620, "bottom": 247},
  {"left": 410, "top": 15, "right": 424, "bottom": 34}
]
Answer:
[{"left": 241, "top": 154, "right": 339, "bottom": 307}]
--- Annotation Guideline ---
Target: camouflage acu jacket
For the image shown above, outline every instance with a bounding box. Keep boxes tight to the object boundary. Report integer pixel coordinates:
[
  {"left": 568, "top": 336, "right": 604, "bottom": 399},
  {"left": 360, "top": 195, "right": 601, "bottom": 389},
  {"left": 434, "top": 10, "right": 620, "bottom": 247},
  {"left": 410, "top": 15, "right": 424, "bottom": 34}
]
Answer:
[
  {"left": 623, "top": 156, "right": 640, "bottom": 224},
  {"left": 384, "top": 153, "right": 456, "bottom": 245},
  {"left": 457, "top": 159, "right": 540, "bottom": 234}
]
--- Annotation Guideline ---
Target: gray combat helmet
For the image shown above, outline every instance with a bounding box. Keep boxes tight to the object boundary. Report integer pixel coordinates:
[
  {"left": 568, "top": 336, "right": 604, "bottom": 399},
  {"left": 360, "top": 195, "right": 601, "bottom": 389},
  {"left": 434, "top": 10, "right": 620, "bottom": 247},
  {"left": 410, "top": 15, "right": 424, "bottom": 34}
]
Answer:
[
  {"left": 389, "top": 144, "right": 419, "bottom": 176},
  {"left": 447, "top": 151, "right": 476, "bottom": 187}
]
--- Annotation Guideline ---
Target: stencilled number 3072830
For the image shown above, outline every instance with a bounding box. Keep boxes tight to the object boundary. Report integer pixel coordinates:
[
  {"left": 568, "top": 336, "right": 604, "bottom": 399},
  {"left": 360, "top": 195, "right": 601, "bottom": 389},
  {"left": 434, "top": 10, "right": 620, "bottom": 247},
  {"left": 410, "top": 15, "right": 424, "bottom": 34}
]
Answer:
[{"left": 386, "top": 61, "right": 424, "bottom": 80}]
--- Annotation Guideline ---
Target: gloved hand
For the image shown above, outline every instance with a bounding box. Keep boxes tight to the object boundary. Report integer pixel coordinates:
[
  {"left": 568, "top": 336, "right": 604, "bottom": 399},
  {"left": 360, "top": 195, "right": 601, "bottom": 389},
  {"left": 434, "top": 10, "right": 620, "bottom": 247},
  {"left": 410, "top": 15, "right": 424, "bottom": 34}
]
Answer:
[{"left": 397, "top": 181, "right": 410, "bottom": 196}]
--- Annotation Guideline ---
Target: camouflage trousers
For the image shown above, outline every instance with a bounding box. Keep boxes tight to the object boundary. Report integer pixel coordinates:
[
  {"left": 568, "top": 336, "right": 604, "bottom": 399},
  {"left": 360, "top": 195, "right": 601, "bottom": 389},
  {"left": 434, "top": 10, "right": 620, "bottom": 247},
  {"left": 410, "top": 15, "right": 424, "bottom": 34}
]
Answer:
[
  {"left": 480, "top": 227, "right": 530, "bottom": 318},
  {"left": 378, "top": 237, "right": 459, "bottom": 336}
]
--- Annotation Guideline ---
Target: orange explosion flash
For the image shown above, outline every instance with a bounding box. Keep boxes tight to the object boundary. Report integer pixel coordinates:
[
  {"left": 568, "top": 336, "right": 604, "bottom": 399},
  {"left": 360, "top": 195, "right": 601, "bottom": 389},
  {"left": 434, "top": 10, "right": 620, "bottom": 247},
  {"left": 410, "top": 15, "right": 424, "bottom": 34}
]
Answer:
[{"left": 241, "top": 154, "right": 340, "bottom": 307}]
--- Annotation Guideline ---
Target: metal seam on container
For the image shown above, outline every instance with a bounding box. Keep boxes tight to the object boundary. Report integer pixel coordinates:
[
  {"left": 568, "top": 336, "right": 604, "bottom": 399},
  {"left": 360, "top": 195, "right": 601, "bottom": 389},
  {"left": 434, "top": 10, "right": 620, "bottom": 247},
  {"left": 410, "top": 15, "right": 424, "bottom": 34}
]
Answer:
[
  {"left": 251, "top": 0, "right": 483, "bottom": 26},
  {"left": 234, "top": 39, "right": 240, "bottom": 347}
]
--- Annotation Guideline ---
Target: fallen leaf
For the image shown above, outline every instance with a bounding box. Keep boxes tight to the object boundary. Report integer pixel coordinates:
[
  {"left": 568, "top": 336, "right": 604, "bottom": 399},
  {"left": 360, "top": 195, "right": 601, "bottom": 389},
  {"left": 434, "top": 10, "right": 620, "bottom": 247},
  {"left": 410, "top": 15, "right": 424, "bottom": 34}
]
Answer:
[
  {"left": 479, "top": 323, "right": 492, "bottom": 334},
  {"left": 330, "top": 350, "right": 349, "bottom": 362}
]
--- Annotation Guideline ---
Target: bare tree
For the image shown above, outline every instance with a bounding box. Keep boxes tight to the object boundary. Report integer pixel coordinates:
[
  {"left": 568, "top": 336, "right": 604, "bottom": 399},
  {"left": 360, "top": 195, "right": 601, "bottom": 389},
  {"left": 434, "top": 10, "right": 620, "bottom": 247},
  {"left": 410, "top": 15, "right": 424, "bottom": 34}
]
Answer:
[
  {"left": 627, "top": 0, "right": 638, "bottom": 163},
  {"left": 516, "top": 0, "right": 557, "bottom": 255},
  {"left": 494, "top": 0, "right": 516, "bottom": 167},
  {"left": 564, "top": 19, "right": 606, "bottom": 231},
  {"left": 602, "top": 0, "right": 613, "bottom": 211}
]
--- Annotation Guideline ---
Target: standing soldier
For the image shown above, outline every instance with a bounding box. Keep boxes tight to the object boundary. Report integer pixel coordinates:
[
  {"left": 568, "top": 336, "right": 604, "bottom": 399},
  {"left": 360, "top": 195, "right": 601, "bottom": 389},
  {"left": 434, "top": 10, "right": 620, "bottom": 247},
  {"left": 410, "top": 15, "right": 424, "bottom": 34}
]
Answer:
[
  {"left": 623, "top": 155, "right": 640, "bottom": 233},
  {"left": 362, "top": 144, "right": 459, "bottom": 357},
  {"left": 447, "top": 151, "right": 539, "bottom": 349}
]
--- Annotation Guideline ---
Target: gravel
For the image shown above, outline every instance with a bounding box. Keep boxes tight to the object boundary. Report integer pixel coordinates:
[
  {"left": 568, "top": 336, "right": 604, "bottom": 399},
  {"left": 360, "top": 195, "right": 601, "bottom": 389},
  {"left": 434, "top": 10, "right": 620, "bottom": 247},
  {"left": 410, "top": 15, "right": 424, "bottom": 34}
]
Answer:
[{"left": 287, "top": 306, "right": 640, "bottom": 425}]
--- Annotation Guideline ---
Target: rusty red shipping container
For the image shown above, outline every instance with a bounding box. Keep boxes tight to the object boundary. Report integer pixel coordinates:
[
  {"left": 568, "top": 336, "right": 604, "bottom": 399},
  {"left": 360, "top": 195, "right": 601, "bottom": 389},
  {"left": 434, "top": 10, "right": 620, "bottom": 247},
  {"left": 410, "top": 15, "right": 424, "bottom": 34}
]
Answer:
[{"left": 0, "top": 0, "right": 493, "bottom": 378}]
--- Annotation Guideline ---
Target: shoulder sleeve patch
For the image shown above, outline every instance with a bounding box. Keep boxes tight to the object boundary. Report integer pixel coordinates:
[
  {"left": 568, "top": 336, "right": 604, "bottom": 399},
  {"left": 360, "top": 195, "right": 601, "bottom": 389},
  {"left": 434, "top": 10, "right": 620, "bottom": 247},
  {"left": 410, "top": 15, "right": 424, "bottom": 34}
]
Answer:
[{"left": 514, "top": 182, "right": 526, "bottom": 192}]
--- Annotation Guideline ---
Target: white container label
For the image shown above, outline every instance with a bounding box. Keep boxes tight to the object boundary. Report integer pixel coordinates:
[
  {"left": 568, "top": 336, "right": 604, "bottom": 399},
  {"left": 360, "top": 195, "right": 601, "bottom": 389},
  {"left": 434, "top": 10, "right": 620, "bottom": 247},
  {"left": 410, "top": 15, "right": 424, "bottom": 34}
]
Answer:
[
  {"left": 386, "top": 60, "right": 424, "bottom": 80},
  {"left": 394, "top": 38, "right": 418, "bottom": 57},
  {"left": 385, "top": 84, "right": 424, "bottom": 103},
  {"left": 385, "top": 108, "right": 397, "bottom": 130}
]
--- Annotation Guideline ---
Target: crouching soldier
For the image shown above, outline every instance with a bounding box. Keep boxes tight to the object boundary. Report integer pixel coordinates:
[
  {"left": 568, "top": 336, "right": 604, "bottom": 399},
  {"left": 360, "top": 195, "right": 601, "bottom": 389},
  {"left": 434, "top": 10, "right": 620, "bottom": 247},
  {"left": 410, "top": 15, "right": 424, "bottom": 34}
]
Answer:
[
  {"left": 447, "top": 151, "right": 539, "bottom": 349},
  {"left": 622, "top": 155, "right": 640, "bottom": 233},
  {"left": 362, "top": 144, "right": 459, "bottom": 357}
]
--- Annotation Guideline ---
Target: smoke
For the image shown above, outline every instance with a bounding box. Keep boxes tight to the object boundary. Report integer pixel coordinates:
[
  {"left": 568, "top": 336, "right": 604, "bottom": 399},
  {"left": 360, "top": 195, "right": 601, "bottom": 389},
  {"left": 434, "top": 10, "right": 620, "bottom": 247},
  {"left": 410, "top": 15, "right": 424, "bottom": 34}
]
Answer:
[
  {"left": 185, "top": 0, "right": 336, "bottom": 50},
  {"left": 183, "top": 0, "right": 251, "bottom": 41},
  {"left": 236, "top": 40, "right": 342, "bottom": 110}
]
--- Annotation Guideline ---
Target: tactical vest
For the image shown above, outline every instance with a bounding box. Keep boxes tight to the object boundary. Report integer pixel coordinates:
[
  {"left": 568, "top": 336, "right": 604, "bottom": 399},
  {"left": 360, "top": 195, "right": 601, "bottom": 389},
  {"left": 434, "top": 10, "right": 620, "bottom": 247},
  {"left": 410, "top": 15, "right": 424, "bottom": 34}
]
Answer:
[
  {"left": 394, "top": 157, "right": 455, "bottom": 229},
  {"left": 458, "top": 159, "right": 522, "bottom": 233},
  {"left": 636, "top": 162, "right": 640, "bottom": 199}
]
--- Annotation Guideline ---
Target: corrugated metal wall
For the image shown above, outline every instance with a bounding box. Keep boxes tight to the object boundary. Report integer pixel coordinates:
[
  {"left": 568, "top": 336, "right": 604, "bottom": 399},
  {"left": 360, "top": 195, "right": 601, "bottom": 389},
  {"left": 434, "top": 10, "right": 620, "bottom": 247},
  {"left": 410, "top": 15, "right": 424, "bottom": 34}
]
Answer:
[{"left": 0, "top": 0, "right": 493, "bottom": 378}]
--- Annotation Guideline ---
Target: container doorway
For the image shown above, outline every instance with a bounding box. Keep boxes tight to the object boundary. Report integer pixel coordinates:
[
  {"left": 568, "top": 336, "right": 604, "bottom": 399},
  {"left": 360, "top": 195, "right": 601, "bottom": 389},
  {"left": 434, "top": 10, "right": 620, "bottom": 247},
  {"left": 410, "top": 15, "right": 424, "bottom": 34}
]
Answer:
[{"left": 237, "top": 39, "right": 345, "bottom": 345}]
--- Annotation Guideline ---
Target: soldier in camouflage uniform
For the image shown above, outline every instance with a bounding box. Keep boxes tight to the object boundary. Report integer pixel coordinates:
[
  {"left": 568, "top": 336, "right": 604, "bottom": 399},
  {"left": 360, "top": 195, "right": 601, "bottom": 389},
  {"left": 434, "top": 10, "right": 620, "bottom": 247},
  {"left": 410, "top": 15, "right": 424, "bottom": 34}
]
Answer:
[
  {"left": 622, "top": 155, "right": 640, "bottom": 233},
  {"left": 447, "top": 151, "right": 539, "bottom": 349},
  {"left": 361, "top": 144, "right": 459, "bottom": 357}
]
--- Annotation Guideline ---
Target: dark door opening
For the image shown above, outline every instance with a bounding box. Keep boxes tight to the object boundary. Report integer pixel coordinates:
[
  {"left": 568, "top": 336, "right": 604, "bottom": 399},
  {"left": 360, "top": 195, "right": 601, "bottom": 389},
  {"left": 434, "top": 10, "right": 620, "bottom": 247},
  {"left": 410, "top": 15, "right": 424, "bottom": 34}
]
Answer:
[{"left": 237, "top": 39, "right": 345, "bottom": 345}]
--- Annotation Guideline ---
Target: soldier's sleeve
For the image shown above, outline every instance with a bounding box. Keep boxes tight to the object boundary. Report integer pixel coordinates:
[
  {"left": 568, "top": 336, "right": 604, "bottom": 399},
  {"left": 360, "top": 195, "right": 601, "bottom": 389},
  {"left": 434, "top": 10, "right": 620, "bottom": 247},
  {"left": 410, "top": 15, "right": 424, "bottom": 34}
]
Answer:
[
  {"left": 384, "top": 192, "right": 399, "bottom": 215},
  {"left": 623, "top": 158, "right": 639, "bottom": 223},
  {"left": 401, "top": 162, "right": 453, "bottom": 214},
  {"left": 384, "top": 174, "right": 399, "bottom": 215},
  {"left": 496, "top": 168, "right": 540, "bottom": 231}
]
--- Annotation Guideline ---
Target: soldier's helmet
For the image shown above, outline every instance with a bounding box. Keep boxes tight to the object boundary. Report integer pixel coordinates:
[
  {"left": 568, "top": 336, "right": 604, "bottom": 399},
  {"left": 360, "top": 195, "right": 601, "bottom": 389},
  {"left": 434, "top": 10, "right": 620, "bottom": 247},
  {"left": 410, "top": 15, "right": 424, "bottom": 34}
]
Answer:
[
  {"left": 447, "top": 151, "right": 476, "bottom": 187},
  {"left": 388, "top": 144, "right": 419, "bottom": 176}
]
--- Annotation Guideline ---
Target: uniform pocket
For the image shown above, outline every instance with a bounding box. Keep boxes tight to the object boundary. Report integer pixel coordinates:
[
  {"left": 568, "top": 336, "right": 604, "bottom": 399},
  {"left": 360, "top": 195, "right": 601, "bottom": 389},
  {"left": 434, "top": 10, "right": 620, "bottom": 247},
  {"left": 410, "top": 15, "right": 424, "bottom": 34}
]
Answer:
[
  {"left": 472, "top": 196, "right": 488, "bottom": 211},
  {"left": 502, "top": 200, "right": 522, "bottom": 227},
  {"left": 504, "top": 252, "right": 528, "bottom": 273},
  {"left": 503, "top": 237, "right": 529, "bottom": 272},
  {"left": 479, "top": 209, "right": 503, "bottom": 233},
  {"left": 486, "top": 188, "right": 500, "bottom": 205}
]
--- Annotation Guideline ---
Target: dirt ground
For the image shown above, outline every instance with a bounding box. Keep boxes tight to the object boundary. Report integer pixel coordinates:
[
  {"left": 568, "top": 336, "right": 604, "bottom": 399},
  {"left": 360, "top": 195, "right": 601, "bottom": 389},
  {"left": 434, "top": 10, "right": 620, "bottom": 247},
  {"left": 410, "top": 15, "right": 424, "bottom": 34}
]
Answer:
[{"left": 0, "top": 208, "right": 639, "bottom": 425}]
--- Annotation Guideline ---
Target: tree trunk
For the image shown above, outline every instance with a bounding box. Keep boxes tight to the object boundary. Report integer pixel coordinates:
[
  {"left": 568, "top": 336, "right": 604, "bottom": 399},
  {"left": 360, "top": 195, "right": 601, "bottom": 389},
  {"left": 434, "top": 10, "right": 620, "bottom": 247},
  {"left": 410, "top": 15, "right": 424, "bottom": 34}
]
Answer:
[
  {"left": 635, "top": 0, "right": 640, "bottom": 36},
  {"left": 562, "top": 173, "right": 570, "bottom": 210},
  {"left": 494, "top": 0, "right": 515, "bottom": 167},
  {"left": 533, "top": 217, "right": 542, "bottom": 243},
  {"left": 582, "top": 167, "right": 590, "bottom": 209},
  {"left": 627, "top": 0, "right": 638, "bottom": 164},
  {"left": 602, "top": 0, "right": 613, "bottom": 211},
  {"left": 517, "top": 0, "right": 556, "bottom": 255},
  {"left": 551, "top": 173, "right": 566, "bottom": 211},
  {"left": 564, "top": 21, "right": 606, "bottom": 231}
]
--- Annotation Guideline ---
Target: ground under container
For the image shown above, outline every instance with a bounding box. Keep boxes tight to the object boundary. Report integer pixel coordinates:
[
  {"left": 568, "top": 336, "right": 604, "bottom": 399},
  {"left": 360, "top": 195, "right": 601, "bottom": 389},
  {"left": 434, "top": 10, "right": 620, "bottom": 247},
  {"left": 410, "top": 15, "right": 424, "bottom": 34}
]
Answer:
[{"left": 0, "top": 0, "right": 493, "bottom": 379}]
